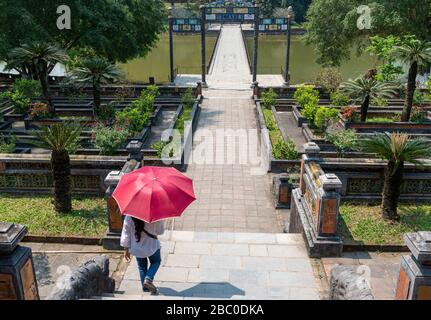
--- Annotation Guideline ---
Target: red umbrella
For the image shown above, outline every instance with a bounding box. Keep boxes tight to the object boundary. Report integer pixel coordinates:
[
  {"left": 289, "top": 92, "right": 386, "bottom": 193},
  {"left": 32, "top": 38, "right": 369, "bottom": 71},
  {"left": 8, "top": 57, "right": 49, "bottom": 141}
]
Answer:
[{"left": 112, "top": 166, "right": 196, "bottom": 223}]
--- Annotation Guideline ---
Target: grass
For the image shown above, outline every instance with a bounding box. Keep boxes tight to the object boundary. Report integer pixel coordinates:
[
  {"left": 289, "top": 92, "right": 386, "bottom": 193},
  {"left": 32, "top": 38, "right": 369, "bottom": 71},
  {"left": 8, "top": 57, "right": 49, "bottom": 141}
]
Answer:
[
  {"left": 262, "top": 108, "right": 283, "bottom": 146},
  {"left": 0, "top": 194, "right": 107, "bottom": 237},
  {"left": 366, "top": 116, "right": 400, "bottom": 123},
  {"left": 339, "top": 203, "right": 431, "bottom": 245}
]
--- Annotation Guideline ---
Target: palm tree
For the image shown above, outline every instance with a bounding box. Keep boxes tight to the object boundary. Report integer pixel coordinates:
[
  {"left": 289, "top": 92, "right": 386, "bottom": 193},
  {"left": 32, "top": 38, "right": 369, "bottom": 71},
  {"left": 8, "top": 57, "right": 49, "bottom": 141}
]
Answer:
[
  {"left": 32, "top": 123, "right": 82, "bottom": 213},
  {"left": 391, "top": 40, "right": 431, "bottom": 122},
  {"left": 6, "top": 42, "right": 67, "bottom": 114},
  {"left": 361, "top": 132, "right": 431, "bottom": 221},
  {"left": 340, "top": 77, "right": 397, "bottom": 122},
  {"left": 68, "top": 58, "right": 122, "bottom": 118}
]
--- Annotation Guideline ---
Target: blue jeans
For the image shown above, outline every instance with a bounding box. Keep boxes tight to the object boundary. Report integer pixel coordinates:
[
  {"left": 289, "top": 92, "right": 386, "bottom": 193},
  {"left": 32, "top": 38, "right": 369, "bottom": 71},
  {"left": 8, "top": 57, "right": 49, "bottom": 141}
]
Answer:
[{"left": 136, "top": 249, "right": 161, "bottom": 288}]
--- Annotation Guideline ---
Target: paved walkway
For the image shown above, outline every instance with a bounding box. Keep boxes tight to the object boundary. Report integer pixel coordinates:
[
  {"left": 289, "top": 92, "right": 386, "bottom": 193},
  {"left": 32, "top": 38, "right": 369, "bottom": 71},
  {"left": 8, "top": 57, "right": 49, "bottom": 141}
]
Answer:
[
  {"left": 173, "top": 89, "right": 286, "bottom": 233},
  {"left": 117, "top": 231, "right": 320, "bottom": 300}
]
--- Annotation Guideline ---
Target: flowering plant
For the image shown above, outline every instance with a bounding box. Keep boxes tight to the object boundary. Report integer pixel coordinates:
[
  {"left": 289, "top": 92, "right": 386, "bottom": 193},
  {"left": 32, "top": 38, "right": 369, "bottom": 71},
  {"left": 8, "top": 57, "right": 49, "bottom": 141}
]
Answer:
[
  {"left": 30, "top": 102, "right": 51, "bottom": 119},
  {"left": 340, "top": 106, "right": 358, "bottom": 123}
]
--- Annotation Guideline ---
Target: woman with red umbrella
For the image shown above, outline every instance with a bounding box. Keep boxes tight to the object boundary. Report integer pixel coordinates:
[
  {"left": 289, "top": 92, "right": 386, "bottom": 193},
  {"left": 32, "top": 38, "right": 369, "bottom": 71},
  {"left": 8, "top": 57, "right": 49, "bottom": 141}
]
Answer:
[{"left": 116, "top": 167, "right": 196, "bottom": 295}]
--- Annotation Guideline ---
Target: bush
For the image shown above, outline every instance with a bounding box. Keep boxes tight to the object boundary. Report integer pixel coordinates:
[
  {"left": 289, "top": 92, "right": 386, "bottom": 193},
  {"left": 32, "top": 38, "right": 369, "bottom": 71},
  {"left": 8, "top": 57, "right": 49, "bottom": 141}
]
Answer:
[
  {"left": 96, "top": 103, "right": 116, "bottom": 123},
  {"left": 272, "top": 139, "right": 299, "bottom": 160},
  {"left": 371, "top": 96, "right": 388, "bottom": 107},
  {"left": 410, "top": 106, "right": 428, "bottom": 123},
  {"left": 181, "top": 88, "right": 196, "bottom": 109},
  {"left": 0, "top": 133, "right": 17, "bottom": 153},
  {"left": 315, "top": 68, "right": 343, "bottom": 93},
  {"left": 115, "top": 106, "right": 149, "bottom": 135},
  {"left": 314, "top": 107, "right": 339, "bottom": 130},
  {"left": 413, "top": 91, "right": 426, "bottom": 107},
  {"left": 261, "top": 88, "right": 277, "bottom": 109},
  {"left": 302, "top": 101, "right": 319, "bottom": 124},
  {"left": 93, "top": 125, "right": 128, "bottom": 155},
  {"left": 340, "top": 106, "right": 358, "bottom": 123},
  {"left": 330, "top": 90, "right": 350, "bottom": 106},
  {"left": 0, "top": 79, "right": 42, "bottom": 114},
  {"left": 29, "top": 102, "right": 51, "bottom": 119},
  {"left": 294, "top": 85, "right": 319, "bottom": 109},
  {"left": 152, "top": 140, "right": 174, "bottom": 158},
  {"left": 326, "top": 129, "right": 358, "bottom": 155},
  {"left": 263, "top": 108, "right": 277, "bottom": 131}
]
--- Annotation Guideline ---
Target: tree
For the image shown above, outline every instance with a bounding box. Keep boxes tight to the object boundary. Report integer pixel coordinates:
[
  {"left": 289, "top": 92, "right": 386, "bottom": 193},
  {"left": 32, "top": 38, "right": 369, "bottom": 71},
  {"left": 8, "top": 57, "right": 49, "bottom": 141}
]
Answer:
[
  {"left": 260, "top": 0, "right": 312, "bottom": 22},
  {"left": 360, "top": 133, "right": 431, "bottom": 221},
  {"left": 5, "top": 42, "right": 67, "bottom": 114},
  {"left": 0, "top": 0, "right": 167, "bottom": 63},
  {"left": 305, "top": 0, "right": 431, "bottom": 66},
  {"left": 32, "top": 123, "right": 82, "bottom": 213},
  {"left": 340, "top": 77, "right": 397, "bottom": 122},
  {"left": 69, "top": 58, "right": 123, "bottom": 118},
  {"left": 391, "top": 40, "right": 431, "bottom": 122}
]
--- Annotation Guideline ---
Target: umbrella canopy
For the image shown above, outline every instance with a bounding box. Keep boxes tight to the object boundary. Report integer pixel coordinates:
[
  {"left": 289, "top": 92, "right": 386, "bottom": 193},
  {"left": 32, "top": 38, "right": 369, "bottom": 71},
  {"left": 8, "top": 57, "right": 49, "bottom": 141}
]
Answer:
[{"left": 112, "top": 166, "right": 196, "bottom": 223}]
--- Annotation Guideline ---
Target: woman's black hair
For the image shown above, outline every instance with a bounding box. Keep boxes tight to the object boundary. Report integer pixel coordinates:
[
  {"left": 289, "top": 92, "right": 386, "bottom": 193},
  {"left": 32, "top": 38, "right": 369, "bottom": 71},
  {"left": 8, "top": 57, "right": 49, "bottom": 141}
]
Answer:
[{"left": 132, "top": 217, "right": 145, "bottom": 242}]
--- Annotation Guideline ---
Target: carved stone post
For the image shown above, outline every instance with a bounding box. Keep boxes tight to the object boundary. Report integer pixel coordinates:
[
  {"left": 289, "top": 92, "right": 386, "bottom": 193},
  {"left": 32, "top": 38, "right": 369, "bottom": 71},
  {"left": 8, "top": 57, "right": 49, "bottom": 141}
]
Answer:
[
  {"left": 273, "top": 173, "right": 293, "bottom": 209},
  {"left": 102, "top": 160, "right": 140, "bottom": 250},
  {"left": 0, "top": 223, "right": 39, "bottom": 300},
  {"left": 299, "top": 142, "right": 321, "bottom": 195},
  {"left": 395, "top": 232, "right": 431, "bottom": 300}
]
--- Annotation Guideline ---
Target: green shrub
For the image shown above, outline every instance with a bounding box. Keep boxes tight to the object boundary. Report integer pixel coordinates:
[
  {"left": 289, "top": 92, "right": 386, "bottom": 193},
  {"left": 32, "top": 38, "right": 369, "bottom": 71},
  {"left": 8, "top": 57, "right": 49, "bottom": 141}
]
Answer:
[
  {"left": 302, "top": 101, "right": 319, "bottom": 124},
  {"left": 315, "top": 68, "right": 343, "bottom": 93},
  {"left": 181, "top": 88, "right": 196, "bottom": 109},
  {"left": 294, "top": 85, "right": 319, "bottom": 109},
  {"left": 0, "top": 134, "right": 17, "bottom": 153},
  {"left": 0, "top": 79, "right": 42, "bottom": 114},
  {"left": 263, "top": 108, "right": 277, "bottom": 131},
  {"left": 330, "top": 90, "right": 350, "bottom": 106},
  {"left": 314, "top": 107, "right": 339, "bottom": 130},
  {"left": 115, "top": 106, "right": 149, "bottom": 134},
  {"left": 272, "top": 139, "right": 299, "bottom": 160},
  {"left": 371, "top": 96, "right": 388, "bottom": 107},
  {"left": 93, "top": 125, "right": 128, "bottom": 155},
  {"left": 413, "top": 91, "right": 426, "bottom": 107},
  {"left": 326, "top": 129, "right": 358, "bottom": 155},
  {"left": 410, "top": 106, "right": 428, "bottom": 123},
  {"left": 261, "top": 88, "right": 277, "bottom": 109},
  {"left": 152, "top": 140, "right": 174, "bottom": 158}
]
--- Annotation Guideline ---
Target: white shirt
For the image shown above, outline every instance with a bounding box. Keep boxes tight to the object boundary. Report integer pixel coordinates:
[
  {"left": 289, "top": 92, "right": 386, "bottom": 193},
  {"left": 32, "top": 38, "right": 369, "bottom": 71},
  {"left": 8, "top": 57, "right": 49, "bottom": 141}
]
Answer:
[{"left": 120, "top": 216, "right": 165, "bottom": 258}]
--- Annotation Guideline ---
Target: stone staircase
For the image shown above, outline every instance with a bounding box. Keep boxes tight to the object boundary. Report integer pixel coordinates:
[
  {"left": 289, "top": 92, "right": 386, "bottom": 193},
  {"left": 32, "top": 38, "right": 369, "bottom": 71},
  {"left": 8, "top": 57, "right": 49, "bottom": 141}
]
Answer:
[{"left": 87, "top": 231, "right": 321, "bottom": 300}]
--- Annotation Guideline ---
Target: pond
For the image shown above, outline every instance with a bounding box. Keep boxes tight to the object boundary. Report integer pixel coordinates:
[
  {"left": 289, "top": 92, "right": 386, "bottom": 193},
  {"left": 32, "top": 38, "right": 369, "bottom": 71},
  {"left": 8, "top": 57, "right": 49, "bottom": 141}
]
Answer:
[
  {"left": 119, "top": 33, "right": 218, "bottom": 84},
  {"left": 245, "top": 34, "right": 379, "bottom": 84},
  {"left": 119, "top": 33, "right": 377, "bottom": 85}
]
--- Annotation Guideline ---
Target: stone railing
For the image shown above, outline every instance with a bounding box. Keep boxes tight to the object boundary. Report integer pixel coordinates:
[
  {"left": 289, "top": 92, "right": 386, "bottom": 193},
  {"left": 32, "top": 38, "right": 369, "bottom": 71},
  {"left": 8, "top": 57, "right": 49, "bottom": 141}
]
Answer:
[{"left": 289, "top": 142, "right": 343, "bottom": 258}]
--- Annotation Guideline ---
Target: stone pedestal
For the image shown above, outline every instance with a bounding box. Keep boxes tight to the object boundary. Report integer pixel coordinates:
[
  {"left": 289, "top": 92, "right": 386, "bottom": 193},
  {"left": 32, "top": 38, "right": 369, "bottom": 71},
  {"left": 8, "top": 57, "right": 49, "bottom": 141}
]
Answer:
[
  {"left": 273, "top": 173, "right": 293, "bottom": 209},
  {"left": 102, "top": 160, "right": 140, "bottom": 250},
  {"left": 0, "top": 223, "right": 39, "bottom": 300},
  {"left": 395, "top": 232, "right": 431, "bottom": 300}
]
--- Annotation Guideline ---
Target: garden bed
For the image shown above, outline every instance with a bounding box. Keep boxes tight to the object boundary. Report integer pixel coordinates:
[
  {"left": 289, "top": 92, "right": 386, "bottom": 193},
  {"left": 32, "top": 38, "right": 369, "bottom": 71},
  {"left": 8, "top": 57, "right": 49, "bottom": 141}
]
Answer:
[
  {"left": 339, "top": 203, "right": 431, "bottom": 246},
  {"left": 0, "top": 194, "right": 107, "bottom": 237}
]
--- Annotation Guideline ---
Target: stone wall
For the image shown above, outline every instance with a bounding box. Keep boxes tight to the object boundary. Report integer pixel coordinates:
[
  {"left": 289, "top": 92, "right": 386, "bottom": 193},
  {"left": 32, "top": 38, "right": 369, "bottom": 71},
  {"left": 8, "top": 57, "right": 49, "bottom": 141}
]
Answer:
[
  {"left": 46, "top": 255, "right": 115, "bottom": 300},
  {"left": 0, "top": 154, "right": 126, "bottom": 195}
]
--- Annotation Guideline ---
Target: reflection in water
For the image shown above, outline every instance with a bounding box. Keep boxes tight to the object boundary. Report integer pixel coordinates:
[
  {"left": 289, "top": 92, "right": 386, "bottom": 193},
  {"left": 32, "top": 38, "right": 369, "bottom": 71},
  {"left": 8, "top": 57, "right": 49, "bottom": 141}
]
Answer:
[
  {"left": 119, "top": 34, "right": 217, "bottom": 84},
  {"left": 120, "top": 33, "right": 378, "bottom": 84},
  {"left": 245, "top": 35, "right": 378, "bottom": 84}
]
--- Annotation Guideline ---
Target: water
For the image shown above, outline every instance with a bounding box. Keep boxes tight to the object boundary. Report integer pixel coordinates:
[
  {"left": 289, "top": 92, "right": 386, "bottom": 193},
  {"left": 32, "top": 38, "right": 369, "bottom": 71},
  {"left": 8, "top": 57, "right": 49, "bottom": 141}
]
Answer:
[
  {"left": 245, "top": 35, "right": 378, "bottom": 84},
  {"left": 120, "top": 33, "right": 377, "bottom": 84},
  {"left": 119, "top": 34, "right": 217, "bottom": 84}
]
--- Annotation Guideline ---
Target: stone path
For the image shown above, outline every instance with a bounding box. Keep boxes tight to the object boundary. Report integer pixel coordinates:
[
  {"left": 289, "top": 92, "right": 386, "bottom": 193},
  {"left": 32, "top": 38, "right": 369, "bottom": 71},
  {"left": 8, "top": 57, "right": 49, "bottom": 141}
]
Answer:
[
  {"left": 143, "top": 108, "right": 176, "bottom": 148},
  {"left": 173, "top": 89, "right": 286, "bottom": 233},
  {"left": 117, "top": 231, "right": 320, "bottom": 300}
]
